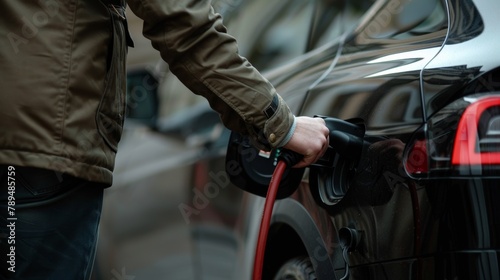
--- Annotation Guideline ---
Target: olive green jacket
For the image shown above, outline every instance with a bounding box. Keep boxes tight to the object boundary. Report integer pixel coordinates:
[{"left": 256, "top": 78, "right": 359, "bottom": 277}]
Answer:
[{"left": 0, "top": 0, "right": 294, "bottom": 185}]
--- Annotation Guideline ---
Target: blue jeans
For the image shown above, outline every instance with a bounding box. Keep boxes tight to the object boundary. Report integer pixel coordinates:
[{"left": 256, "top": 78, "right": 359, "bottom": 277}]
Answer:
[{"left": 0, "top": 165, "right": 104, "bottom": 280}]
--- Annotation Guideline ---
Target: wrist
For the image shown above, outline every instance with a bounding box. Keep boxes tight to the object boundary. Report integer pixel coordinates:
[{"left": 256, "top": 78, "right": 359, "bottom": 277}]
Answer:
[{"left": 276, "top": 116, "right": 296, "bottom": 148}]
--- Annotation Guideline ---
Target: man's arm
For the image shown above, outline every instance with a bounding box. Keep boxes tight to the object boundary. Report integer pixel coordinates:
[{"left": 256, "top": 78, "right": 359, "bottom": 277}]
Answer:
[{"left": 127, "top": 0, "right": 328, "bottom": 164}]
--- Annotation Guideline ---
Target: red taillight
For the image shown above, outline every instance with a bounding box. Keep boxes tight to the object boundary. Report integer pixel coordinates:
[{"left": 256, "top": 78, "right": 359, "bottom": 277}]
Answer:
[
  {"left": 405, "top": 138, "right": 429, "bottom": 175},
  {"left": 404, "top": 94, "right": 500, "bottom": 179},
  {"left": 452, "top": 97, "right": 500, "bottom": 166}
]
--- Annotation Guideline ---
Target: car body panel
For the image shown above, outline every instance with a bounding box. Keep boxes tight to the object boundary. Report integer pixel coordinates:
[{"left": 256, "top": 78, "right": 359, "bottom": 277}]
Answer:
[
  {"left": 231, "top": 0, "right": 500, "bottom": 279},
  {"left": 100, "top": 0, "right": 500, "bottom": 279}
]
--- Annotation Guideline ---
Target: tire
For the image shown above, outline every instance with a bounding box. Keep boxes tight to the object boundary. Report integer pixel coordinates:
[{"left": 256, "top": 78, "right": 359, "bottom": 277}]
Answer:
[{"left": 273, "top": 256, "right": 317, "bottom": 280}]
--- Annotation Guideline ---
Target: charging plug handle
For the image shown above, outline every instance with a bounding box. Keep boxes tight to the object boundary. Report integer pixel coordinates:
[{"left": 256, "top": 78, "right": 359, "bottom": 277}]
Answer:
[
  {"left": 278, "top": 116, "right": 366, "bottom": 169},
  {"left": 315, "top": 116, "right": 366, "bottom": 168},
  {"left": 278, "top": 149, "right": 303, "bottom": 167}
]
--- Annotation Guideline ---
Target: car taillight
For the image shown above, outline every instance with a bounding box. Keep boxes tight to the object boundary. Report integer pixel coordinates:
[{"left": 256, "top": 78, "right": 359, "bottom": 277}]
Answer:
[
  {"left": 452, "top": 96, "right": 500, "bottom": 165},
  {"left": 405, "top": 138, "right": 429, "bottom": 175},
  {"left": 404, "top": 94, "right": 500, "bottom": 179}
]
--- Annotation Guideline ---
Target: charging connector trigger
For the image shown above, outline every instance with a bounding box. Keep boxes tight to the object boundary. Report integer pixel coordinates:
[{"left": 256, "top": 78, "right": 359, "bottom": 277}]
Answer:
[{"left": 278, "top": 149, "right": 303, "bottom": 167}]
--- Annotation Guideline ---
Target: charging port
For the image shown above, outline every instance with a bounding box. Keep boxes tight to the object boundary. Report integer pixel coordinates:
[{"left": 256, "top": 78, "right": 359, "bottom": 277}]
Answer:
[{"left": 310, "top": 117, "right": 366, "bottom": 206}]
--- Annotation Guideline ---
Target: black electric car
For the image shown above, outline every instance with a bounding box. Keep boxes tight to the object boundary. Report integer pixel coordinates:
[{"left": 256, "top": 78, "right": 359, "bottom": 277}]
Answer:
[{"left": 226, "top": 0, "right": 500, "bottom": 279}]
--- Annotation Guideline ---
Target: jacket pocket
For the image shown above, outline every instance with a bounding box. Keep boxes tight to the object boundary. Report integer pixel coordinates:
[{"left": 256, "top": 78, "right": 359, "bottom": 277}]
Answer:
[{"left": 96, "top": 3, "right": 132, "bottom": 152}]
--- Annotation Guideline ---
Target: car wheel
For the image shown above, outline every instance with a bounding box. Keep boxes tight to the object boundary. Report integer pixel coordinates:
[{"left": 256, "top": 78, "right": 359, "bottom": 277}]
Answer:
[{"left": 273, "top": 256, "right": 317, "bottom": 280}]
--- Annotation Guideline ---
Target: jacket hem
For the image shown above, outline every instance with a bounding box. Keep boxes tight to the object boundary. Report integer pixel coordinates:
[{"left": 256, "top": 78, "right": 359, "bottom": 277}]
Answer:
[{"left": 0, "top": 149, "right": 113, "bottom": 186}]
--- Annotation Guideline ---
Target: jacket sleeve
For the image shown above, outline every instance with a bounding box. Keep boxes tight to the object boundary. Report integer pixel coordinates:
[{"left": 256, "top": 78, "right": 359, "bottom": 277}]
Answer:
[{"left": 126, "top": 0, "right": 295, "bottom": 149}]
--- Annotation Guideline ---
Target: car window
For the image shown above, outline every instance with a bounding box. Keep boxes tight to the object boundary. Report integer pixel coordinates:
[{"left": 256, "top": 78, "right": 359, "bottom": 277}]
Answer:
[
  {"left": 307, "top": 0, "right": 372, "bottom": 51},
  {"left": 354, "top": 0, "right": 444, "bottom": 41},
  {"left": 299, "top": 0, "right": 448, "bottom": 130},
  {"left": 227, "top": 0, "right": 315, "bottom": 70}
]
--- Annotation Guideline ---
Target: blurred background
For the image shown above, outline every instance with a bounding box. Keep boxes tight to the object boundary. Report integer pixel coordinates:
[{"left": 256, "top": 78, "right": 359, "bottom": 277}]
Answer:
[{"left": 91, "top": 1, "right": 370, "bottom": 279}]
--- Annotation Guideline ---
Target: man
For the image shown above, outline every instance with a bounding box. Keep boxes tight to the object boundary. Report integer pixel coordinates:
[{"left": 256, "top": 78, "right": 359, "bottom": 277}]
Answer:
[{"left": 0, "top": 0, "right": 329, "bottom": 279}]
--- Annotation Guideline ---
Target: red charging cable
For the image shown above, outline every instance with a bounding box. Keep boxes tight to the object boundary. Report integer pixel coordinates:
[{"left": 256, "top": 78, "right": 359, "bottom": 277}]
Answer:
[{"left": 253, "top": 160, "right": 288, "bottom": 280}]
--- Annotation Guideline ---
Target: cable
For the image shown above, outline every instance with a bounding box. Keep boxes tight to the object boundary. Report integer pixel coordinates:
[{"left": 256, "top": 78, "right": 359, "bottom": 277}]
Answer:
[{"left": 253, "top": 160, "right": 288, "bottom": 280}]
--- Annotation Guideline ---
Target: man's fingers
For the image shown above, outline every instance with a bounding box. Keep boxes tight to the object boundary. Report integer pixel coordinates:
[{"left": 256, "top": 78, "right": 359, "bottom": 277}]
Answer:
[{"left": 284, "top": 116, "right": 330, "bottom": 168}]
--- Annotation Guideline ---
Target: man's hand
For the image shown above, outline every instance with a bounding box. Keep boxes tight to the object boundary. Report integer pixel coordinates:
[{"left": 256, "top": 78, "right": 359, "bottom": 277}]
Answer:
[{"left": 283, "top": 116, "right": 330, "bottom": 168}]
